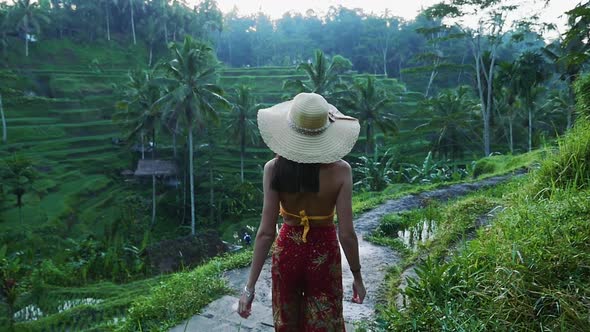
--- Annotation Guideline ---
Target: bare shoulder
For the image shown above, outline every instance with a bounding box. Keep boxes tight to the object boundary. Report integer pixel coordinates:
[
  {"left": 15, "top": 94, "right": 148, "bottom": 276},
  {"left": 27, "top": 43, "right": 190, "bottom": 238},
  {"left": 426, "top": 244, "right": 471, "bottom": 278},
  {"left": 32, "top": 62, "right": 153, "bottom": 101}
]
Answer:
[
  {"left": 324, "top": 160, "right": 352, "bottom": 179},
  {"left": 264, "top": 158, "right": 278, "bottom": 173},
  {"left": 332, "top": 159, "right": 352, "bottom": 173}
]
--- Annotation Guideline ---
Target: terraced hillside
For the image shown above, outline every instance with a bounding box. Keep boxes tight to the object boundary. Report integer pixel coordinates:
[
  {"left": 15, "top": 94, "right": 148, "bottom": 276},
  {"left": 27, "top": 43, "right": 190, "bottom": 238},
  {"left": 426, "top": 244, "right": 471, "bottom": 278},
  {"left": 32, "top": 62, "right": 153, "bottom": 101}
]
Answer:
[{"left": 0, "top": 61, "right": 437, "bottom": 250}]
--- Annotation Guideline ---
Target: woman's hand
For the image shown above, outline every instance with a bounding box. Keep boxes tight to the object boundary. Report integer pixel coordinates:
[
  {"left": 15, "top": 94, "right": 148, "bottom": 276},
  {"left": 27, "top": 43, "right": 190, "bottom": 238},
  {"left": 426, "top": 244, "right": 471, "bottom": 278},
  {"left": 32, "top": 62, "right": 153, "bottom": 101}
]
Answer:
[
  {"left": 352, "top": 278, "right": 366, "bottom": 304},
  {"left": 237, "top": 287, "right": 255, "bottom": 318}
]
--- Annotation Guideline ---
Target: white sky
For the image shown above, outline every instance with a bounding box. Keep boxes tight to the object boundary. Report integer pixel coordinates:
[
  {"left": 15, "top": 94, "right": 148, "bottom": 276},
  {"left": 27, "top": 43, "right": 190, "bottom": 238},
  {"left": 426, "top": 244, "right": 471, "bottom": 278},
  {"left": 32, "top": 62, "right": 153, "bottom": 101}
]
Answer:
[{"left": 212, "top": 0, "right": 583, "bottom": 38}]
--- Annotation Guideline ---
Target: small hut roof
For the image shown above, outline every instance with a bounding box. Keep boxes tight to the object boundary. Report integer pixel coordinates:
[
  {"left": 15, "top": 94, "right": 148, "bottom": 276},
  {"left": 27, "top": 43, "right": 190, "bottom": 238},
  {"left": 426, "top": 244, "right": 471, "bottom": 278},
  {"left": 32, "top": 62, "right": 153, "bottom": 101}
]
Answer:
[{"left": 134, "top": 160, "right": 178, "bottom": 177}]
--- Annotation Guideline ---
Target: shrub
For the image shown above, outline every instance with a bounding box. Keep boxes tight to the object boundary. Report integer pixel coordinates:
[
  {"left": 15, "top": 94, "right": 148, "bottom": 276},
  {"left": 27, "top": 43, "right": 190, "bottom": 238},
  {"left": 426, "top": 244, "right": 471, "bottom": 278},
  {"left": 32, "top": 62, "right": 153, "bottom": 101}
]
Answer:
[
  {"left": 472, "top": 159, "right": 496, "bottom": 178},
  {"left": 378, "top": 214, "right": 411, "bottom": 237},
  {"left": 574, "top": 74, "right": 590, "bottom": 121},
  {"left": 535, "top": 120, "right": 590, "bottom": 192}
]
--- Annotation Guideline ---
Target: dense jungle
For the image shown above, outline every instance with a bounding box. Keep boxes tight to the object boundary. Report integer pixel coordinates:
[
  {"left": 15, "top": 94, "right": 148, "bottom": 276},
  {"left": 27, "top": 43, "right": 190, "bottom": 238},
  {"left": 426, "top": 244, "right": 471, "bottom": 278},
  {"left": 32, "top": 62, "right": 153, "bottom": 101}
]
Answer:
[{"left": 0, "top": 0, "right": 589, "bottom": 331}]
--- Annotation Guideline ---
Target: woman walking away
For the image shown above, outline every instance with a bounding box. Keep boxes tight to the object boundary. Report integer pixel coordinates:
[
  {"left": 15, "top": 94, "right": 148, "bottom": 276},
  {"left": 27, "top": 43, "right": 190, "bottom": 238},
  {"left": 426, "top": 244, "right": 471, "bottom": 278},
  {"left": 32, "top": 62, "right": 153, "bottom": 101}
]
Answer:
[{"left": 237, "top": 92, "right": 366, "bottom": 331}]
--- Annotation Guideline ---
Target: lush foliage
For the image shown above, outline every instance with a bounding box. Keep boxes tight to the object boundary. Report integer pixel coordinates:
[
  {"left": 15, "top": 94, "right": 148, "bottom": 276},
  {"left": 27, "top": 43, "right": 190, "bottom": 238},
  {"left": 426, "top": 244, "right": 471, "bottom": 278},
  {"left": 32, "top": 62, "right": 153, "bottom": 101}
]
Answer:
[
  {"left": 0, "top": 0, "right": 588, "bottom": 329},
  {"left": 118, "top": 249, "right": 253, "bottom": 332},
  {"left": 372, "top": 121, "right": 590, "bottom": 330},
  {"left": 575, "top": 74, "right": 590, "bottom": 120}
]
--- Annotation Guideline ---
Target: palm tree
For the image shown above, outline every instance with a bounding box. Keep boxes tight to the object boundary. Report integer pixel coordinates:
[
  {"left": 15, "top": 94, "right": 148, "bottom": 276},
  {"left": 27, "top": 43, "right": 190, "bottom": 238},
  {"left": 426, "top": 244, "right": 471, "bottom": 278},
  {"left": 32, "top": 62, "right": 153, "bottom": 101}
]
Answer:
[
  {"left": 2, "top": 154, "right": 36, "bottom": 223},
  {"left": 513, "top": 52, "right": 549, "bottom": 152},
  {"left": 120, "top": 0, "right": 138, "bottom": 45},
  {"left": 155, "top": 36, "right": 230, "bottom": 235},
  {"left": 543, "top": 39, "right": 586, "bottom": 129},
  {"left": 283, "top": 49, "right": 352, "bottom": 98},
  {"left": 0, "top": 93, "right": 5, "bottom": 144},
  {"left": 0, "top": 4, "right": 8, "bottom": 57},
  {"left": 495, "top": 61, "right": 520, "bottom": 153},
  {"left": 13, "top": 0, "right": 50, "bottom": 57},
  {"left": 415, "top": 86, "right": 480, "bottom": 159},
  {"left": 340, "top": 75, "right": 398, "bottom": 154},
  {"left": 99, "top": 0, "right": 112, "bottom": 41},
  {"left": 228, "top": 85, "right": 260, "bottom": 182},
  {"left": 116, "top": 70, "right": 162, "bottom": 226}
]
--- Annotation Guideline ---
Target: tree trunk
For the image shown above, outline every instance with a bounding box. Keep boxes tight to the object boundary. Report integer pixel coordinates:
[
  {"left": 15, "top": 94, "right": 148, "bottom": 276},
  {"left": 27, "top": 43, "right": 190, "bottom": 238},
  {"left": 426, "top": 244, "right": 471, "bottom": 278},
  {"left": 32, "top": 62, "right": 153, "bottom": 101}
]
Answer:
[
  {"left": 2, "top": 32, "right": 7, "bottom": 57},
  {"left": 472, "top": 45, "right": 490, "bottom": 156},
  {"left": 398, "top": 58, "right": 403, "bottom": 83},
  {"left": 528, "top": 105, "right": 533, "bottom": 152},
  {"left": 209, "top": 155, "right": 214, "bottom": 223},
  {"left": 509, "top": 119, "right": 514, "bottom": 154},
  {"left": 141, "top": 131, "right": 145, "bottom": 159},
  {"left": 164, "top": 23, "right": 169, "bottom": 45},
  {"left": 382, "top": 48, "right": 388, "bottom": 77},
  {"left": 425, "top": 68, "right": 437, "bottom": 98},
  {"left": 106, "top": 2, "right": 111, "bottom": 41},
  {"left": 17, "top": 194, "right": 23, "bottom": 224},
  {"left": 149, "top": 44, "right": 153, "bottom": 67},
  {"left": 25, "top": 34, "right": 29, "bottom": 57},
  {"left": 0, "top": 94, "right": 6, "bottom": 144},
  {"left": 188, "top": 129, "right": 196, "bottom": 235},
  {"left": 130, "top": 0, "right": 137, "bottom": 45},
  {"left": 485, "top": 48, "right": 497, "bottom": 155},
  {"left": 151, "top": 174, "right": 156, "bottom": 226},
  {"left": 240, "top": 127, "right": 245, "bottom": 182},
  {"left": 152, "top": 128, "right": 156, "bottom": 159},
  {"left": 173, "top": 122, "right": 179, "bottom": 159},
  {"left": 365, "top": 119, "right": 373, "bottom": 154}
]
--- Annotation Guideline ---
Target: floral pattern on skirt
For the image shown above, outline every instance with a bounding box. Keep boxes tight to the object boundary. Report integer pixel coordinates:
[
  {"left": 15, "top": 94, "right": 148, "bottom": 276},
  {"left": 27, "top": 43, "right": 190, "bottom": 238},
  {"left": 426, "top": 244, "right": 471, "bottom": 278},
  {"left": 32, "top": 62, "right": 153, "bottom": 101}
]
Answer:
[{"left": 272, "top": 223, "right": 344, "bottom": 332}]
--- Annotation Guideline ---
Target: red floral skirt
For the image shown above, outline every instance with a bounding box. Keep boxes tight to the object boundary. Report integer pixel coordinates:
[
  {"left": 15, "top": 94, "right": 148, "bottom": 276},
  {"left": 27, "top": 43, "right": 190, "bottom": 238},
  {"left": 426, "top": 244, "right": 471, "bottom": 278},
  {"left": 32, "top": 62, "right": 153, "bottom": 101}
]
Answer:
[{"left": 271, "top": 223, "right": 345, "bottom": 331}]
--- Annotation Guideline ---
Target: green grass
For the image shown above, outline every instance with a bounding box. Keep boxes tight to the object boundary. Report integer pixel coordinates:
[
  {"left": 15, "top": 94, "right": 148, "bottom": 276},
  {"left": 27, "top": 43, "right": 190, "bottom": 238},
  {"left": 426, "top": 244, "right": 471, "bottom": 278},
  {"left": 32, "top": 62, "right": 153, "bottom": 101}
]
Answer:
[
  {"left": 371, "top": 120, "right": 590, "bottom": 331},
  {"left": 350, "top": 150, "right": 542, "bottom": 216},
  {"left": 12, "top": 276, "right": 171, "bottom": 332},
  {"left": 116, "top": 250, "right": 254, "bottom": 332}
]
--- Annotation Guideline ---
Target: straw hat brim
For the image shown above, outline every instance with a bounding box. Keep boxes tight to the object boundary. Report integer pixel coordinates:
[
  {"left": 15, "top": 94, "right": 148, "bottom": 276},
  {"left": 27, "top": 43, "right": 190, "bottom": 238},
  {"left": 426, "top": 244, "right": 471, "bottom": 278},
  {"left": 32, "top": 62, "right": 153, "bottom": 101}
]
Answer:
[{"left": 257, "top": 100, "right": 361, "bottom": 164}]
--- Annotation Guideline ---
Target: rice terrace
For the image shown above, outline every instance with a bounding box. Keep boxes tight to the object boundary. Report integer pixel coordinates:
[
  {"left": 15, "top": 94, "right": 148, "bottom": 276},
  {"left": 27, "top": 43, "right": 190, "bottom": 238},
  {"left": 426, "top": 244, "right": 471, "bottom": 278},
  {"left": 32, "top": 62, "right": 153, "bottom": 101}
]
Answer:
[{"left": 0, "top": 0, "right": 589, "bottom": 331}]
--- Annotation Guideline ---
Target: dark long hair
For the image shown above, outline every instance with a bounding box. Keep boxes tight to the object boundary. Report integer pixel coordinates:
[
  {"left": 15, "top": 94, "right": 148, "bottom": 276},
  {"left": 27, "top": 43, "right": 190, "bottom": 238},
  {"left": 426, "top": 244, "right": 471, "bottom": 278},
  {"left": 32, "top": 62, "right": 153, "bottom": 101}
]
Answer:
[{"left": 271, "top": 156, "right": 320, "bottom": 193}]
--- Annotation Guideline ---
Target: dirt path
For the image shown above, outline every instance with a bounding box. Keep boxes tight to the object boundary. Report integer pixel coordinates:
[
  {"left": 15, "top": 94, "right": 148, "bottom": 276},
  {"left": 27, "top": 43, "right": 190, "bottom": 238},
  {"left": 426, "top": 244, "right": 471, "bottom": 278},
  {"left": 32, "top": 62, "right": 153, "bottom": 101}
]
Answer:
[{"left": 170, "top": 173, "right": 518, "bottom": 332}]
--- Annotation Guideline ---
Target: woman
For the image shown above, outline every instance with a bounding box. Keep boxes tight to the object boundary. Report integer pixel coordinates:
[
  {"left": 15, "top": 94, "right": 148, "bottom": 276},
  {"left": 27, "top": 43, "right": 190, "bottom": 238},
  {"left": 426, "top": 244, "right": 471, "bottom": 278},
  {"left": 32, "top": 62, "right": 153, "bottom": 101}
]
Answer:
[{"left": 237, "top": 92, "right": 366, "bottom": 331}]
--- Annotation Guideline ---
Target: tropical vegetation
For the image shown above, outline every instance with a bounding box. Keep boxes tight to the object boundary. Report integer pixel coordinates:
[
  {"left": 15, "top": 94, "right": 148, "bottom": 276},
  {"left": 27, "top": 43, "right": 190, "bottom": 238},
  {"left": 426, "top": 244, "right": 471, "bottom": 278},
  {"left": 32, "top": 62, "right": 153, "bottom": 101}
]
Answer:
[{"left": 0, "top": 0, "right": 588, "bottom": 330}]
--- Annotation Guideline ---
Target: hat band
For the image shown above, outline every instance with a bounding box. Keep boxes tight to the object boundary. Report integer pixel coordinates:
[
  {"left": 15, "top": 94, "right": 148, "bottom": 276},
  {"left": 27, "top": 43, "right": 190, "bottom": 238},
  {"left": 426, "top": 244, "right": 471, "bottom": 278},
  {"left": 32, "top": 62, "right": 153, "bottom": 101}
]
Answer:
[{"left": 287, "top": 118, "right": 330, "bottom": 136}]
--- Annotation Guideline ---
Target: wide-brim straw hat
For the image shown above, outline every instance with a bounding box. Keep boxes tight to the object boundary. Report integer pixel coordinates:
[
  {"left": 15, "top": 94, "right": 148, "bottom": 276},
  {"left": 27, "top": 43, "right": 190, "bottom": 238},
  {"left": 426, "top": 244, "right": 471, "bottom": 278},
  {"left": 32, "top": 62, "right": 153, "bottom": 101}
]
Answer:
[{"left": 257, "top": 92, "right": 360, "bottom": 164}]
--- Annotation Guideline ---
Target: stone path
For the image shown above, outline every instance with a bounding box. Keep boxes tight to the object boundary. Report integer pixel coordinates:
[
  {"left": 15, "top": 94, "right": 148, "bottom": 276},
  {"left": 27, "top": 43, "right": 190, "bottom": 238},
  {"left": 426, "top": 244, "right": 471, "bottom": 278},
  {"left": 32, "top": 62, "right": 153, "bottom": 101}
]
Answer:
[{"left": 170, "top": 173, "right": 519, "bottom": 332}]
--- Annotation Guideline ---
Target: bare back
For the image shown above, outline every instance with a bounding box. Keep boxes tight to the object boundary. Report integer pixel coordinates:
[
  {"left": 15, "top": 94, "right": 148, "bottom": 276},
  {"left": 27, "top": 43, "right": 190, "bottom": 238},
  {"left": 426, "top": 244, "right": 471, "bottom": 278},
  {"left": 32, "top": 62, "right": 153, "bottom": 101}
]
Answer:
[{"left": 273, "top": 159, "right": 351, "bottom": 224}]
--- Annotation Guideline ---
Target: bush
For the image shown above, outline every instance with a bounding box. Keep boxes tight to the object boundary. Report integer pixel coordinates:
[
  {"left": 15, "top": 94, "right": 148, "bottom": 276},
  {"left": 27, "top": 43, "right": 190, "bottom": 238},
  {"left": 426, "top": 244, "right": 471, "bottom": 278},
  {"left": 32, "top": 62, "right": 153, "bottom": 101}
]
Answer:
[
  {"left": 472, "top": 159, "right": 496, "bottom": 178},
  {"left": 535, "top": 121, "right": 590, "bottom": 192},
  {"left": 574, "top": 74, "right": 590, "bottom": 121},
  {"left": 378, "top": 214, "right": 411, "bottom": 237}
]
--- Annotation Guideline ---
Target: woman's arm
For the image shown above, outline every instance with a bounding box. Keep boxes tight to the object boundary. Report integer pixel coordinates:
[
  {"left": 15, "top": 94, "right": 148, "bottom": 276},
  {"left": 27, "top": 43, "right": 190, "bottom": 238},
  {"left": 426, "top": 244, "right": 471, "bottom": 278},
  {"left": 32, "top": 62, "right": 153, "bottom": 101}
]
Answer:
[
  {"left": 238, "top": 159, "right": 279, "bottom": 317},
  {"left": 336, "top": 161, "right": 366, "bottom": 304}
]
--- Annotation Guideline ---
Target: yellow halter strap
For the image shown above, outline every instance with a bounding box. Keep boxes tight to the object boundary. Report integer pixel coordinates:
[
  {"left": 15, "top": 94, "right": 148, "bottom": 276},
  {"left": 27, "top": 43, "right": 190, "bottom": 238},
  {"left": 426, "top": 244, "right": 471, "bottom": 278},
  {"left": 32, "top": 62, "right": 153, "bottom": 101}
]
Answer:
[{"left": 279, "top": 205, "right": 335, "bottom": 243}]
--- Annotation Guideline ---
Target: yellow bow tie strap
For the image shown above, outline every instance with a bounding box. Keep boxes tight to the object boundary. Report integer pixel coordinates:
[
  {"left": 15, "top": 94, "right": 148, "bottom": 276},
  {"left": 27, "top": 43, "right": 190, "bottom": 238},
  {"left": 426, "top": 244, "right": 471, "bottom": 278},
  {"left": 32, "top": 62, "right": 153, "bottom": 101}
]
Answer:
[{"left": 279, "top": 205, "right": 335, "bottom": 243}]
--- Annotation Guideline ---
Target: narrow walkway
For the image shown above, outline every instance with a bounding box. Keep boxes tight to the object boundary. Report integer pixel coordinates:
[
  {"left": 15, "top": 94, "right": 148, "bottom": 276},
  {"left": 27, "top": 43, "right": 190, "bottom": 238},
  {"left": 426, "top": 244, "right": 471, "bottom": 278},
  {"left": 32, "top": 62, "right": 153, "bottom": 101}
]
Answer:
[{"left": 170, "top": 173, "right": 518, "bottom": 332}]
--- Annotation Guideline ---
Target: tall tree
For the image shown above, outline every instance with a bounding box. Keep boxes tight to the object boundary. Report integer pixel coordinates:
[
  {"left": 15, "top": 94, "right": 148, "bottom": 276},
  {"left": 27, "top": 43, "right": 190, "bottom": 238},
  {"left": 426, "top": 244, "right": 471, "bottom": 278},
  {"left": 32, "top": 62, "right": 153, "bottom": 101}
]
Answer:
[
  {"left": 415, "top": 86, "right": 480, "bottom": 159},
  {"left": 228, "top": 85, "right": 259, "bottom": 182},
  {"left": 155, "top": 36, "right": 230, "bottom": 235},
  {"left": 2, "top": 154, "right": 36, "bottom": 223},
  {"left": 0, "top": 4, "right": 8, "bottom": 57},
  {"left": 427, "top": 0, "right": 518, "bottom": 156},
  {"left": 495, "top": 61, "right": 520, "bottom": 153},
  {"left": 341, "top": 75, "right": 398, "bottom": 154},
  {"left": 118, "top": 70, "right": 162, "bottom": 226},
  {"left": 100, "top": 0, "right": 112, "bottom": 41},
  {"left": 283, "top": 49, "right": 352, "bottom": 98},
  {"left": 543, "top": 1, "right": 590, "bottom": 129},
  {"left": 0, "top": 94, "right": 5, "bottom": 144},
  {"left": 13, "top": 0, "right": 50, "bottom": 57},
  {"left": 121, "top": 0, "right": 138, "bottom": 45},
  {"left": 513, "top": 51, "right": 549, "bottom": 151}
]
